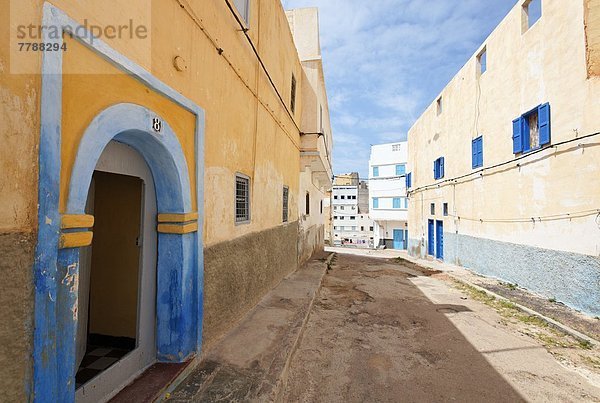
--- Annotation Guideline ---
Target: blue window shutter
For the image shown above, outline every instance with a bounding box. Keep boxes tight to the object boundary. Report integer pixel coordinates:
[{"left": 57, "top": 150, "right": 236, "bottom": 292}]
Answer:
[
  {"left": 538, "top": 103, "right": 551, "bottom": 146},
  {"left": 440, "top": 157, "right": 445, "bottom": 178},
  {"left": 512, "top": 117, "right": 523, "bottom": 153},
  {"left": 373, "top": 198, "right": 379, "bottom": 209},
  {"left": 373, "top": 166, "right": 379, "bottom": 177},
  {"left": 433, "top": 160, "right": 437, "bottom": 179},
  {"left": 477, "top": 137, "right": 483, "bottom": 167},
  {"left": 471, "top": 139, "right": 477, "bottom": 169},
  {"left": 393, "top": 198, "right": 401, "bottom": 209}
]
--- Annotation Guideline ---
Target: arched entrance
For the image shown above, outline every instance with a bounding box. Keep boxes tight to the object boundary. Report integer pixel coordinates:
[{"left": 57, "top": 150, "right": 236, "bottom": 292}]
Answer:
[
  {"left": 74, "top": 141, "right": 158, "bottom": 401},
  {"left": 34, "top": 103, "right": 202, "bottom": 402}
]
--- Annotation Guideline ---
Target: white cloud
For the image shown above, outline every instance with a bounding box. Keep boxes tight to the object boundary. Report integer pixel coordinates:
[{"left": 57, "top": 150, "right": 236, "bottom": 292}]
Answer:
[{"left": 283, "top": 0, "right": 517, "bottom": 176}]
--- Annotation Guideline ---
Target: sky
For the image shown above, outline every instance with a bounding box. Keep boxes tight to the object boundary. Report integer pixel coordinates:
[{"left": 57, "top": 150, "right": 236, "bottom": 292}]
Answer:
[{"left": 281, "top": 0, "right": 517, "bottom": 178}]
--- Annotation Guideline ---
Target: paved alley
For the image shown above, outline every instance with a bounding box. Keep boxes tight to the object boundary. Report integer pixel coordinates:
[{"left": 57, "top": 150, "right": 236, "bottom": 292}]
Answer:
[{"left": 282, "top": 253, "right": 600, "bottom": 403}]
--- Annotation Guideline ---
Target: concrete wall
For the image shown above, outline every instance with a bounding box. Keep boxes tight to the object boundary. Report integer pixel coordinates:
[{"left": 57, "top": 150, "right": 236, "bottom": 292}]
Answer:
[
  {"left": 407, "top": 0, "right": 600, "bottom": 316},
  {"left": 0, "top": 233, "right": 34, "bottom": 402},
  {"left": 203, "top": 221, "right": 299, "bottom": 349},
  {"left": 445, "top": 233, "right": 600, "bottom": 317},
  {"left": 1, "top": 0, "right": 332, "bottom": 398}
]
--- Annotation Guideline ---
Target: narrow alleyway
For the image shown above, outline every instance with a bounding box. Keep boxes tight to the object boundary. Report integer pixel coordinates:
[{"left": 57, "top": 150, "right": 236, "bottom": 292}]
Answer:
[{"left": 282, "top": 253, "right": 600, "bottom": 402}]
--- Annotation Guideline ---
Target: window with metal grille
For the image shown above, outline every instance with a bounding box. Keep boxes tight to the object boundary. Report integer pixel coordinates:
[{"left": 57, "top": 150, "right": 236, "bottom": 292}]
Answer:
[
  {"left": 235, "top": 174, "right": 250, "bottom": 223},
  {"left": 282, "top": 186, "right": 289, "bottom": 223},
  {"left": 291, "top": 75, "right": 297, "bottom": 114}
]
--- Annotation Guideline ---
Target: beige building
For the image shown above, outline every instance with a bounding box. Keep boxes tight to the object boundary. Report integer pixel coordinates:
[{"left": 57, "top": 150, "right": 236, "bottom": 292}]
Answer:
[
  {"left": 334, "top": 172, "right": 360, "bottom": 186},
  {"left": 0, "top": 1, "right": 332, "bottom": 401},
  {"left": 407, "top": 0, "right": 600, "bottom": 317},
  {"left": 287, "top": 7, "right": 334, "bottom": 264}
]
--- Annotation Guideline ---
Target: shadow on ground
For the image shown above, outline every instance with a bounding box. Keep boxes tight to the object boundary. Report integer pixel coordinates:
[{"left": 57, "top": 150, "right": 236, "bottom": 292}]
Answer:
[{"left": 283, "top": 253, "right": 525, "bottom": 402}]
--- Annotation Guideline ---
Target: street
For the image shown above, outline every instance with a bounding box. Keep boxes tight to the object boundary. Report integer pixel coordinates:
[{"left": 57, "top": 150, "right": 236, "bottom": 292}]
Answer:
[{"left": 282, "top": 252, "right": 600, "bottom": 402}]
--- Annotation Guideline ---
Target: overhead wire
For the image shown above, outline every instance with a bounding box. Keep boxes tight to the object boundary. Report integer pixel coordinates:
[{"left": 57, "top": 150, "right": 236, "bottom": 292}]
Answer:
[
  {"left": 174, "top": 0, "right": 300, "bottom": 150},
  {"left": 407, "top": 130, "right": 600, "bottom": 196}
]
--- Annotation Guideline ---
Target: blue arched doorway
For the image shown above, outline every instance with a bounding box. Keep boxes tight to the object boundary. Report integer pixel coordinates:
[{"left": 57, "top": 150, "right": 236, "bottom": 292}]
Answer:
[{"left": 34, "top": 103, "right": 203, "bottom": 402}]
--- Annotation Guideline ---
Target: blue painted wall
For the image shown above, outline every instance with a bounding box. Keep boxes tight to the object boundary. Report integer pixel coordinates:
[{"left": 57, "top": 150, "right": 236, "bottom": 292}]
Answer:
[{"left": 445, "top": 232, "right": 600, "bottom": 317}]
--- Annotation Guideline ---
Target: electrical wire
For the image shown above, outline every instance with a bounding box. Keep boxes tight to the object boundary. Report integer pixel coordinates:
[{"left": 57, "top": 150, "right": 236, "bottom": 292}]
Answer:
[
  {"left": 174, "top": 0, "right": 300, "bottom": 150},
  {"left": 223, "top": 0, "right": 301, "bottom": 132},
  {"left": 407, "top": 131, "right": 600, "bottom": 196},
  {"left": 449, "top": 208, "right": 600, "bottom": 224}
]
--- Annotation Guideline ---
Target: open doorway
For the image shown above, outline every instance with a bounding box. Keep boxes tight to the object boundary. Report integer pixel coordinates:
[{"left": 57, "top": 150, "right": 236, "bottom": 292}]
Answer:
[
  {"left": 75, "top": 141, "right": 158, "bottom": 402},
  {"left": 75, "top": 171, "right": 143, "bottom": 387}
]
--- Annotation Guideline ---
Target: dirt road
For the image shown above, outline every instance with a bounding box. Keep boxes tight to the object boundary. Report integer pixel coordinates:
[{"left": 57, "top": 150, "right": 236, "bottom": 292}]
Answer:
[{"left": 282, "top": 253, "right": 600, "bottom": 402}]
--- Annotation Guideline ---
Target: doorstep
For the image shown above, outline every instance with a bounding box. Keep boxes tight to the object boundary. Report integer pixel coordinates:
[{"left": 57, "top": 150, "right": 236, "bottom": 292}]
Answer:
[{"left": 109, "top": 361, "right": 192, "bottom": 403}]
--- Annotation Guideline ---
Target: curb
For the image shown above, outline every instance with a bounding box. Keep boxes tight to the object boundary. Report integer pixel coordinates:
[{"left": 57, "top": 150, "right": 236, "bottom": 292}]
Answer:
[
  {"left": 271, "top": 252, "right": 334, "bottom": 403},
  {"left": 156, "top": 253, "right": 335, "bottom": 402},
  {"left": 450, "top": 276, "right": 598, "bottom": 346},
  {"left": 396, "top": 256, "right": 598, "bottom": 347}
]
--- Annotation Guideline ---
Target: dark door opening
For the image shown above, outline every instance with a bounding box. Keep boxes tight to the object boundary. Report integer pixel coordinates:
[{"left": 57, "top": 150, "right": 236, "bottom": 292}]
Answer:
[
  {"left": 436, "top": 220, "right": 444, "bottom": 261},
  {"left": 427, "top": 219, "right": 435, "bottom": 256},
  {"left": 76, "top": 171, "right": 143, "bottom": 388}
]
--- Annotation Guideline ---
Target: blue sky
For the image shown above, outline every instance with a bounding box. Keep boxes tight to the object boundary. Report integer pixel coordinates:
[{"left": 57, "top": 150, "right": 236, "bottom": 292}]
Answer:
[{"left": 281, "top": 0, "right": 517, "bottom": 178}]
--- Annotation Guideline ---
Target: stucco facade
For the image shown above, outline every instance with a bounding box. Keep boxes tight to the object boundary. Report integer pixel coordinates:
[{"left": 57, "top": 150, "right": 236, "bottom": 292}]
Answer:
[
  {"left": 0, "top": 1, "right": 332, "bottom": 401},
  {"left": 287, "top": 8, "right": 333, "bottom": 264},
  {"left": 369, "top": 142, "right": 409, "bottom": 249},
  {"left": 332, "top": 185, "right": 374, "bottom": 248},
  {"left": 407, "top": 0, "right": 600, "bottom": 316}
]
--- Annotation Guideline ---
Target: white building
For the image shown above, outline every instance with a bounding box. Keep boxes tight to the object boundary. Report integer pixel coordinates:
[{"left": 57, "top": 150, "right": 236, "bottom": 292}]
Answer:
[
  {"left": 369, "top": 142, "right": 409, "bottom": 249},
  {"left": 332, "top": 185, "right": 374, "bottom": 248}
]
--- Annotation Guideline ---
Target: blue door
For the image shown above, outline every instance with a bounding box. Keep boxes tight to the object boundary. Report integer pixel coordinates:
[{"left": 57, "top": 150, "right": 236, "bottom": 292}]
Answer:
[
  {"left": 393, "top": 229, "right": 404, "bottom": 250},
  {"left": 427, "top": 220, "right": 434, "bottom": 256},
  {"left": 436, "top": 220, "right": 444, "bottom": 260}
]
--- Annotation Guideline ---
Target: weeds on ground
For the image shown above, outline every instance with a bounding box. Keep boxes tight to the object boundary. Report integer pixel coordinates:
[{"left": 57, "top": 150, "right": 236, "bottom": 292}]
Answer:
[
  {"left": 581, "top": 354, "right": 600, "bottom": 368},
  {"left": 451, "top": 280, "right": 593, "bottom": 351},
  {"left": 503, "top": 282, "right": 518, "bottom": 291},
  {"left": 327, "top": 254, "right": 337, "bottom": 272}
]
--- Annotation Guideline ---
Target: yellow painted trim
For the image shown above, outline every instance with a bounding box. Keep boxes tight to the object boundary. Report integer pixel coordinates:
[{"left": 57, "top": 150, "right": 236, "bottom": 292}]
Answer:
[
  {"left": 60, "top": 232, "right": 94, "bottom": 249},
  {"left": 61, "top": 214, "right": 94, "bottom": 229},
  {"left": 158, "top": 212, "right": 199, "bottom": 223},
  {"left": 157, "top": 222, "right": 199, "bottom": 234}
]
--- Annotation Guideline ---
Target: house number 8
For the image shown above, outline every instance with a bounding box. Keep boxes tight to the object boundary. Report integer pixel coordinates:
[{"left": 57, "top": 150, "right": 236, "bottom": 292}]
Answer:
[{"left": 152, "top": 118, "right": 163, "bottom": 133}]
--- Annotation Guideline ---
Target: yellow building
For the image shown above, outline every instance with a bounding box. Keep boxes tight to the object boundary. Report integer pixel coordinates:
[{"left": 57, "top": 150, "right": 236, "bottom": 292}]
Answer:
[
  {"left": 0, "top": 0, "right": 332, "bottom": 401},
  {"left": 334, "top": 172, "right": 360, "bottom": 186},
  {"left": 407, "top": 0, "right": 599, "bottom": 317}
]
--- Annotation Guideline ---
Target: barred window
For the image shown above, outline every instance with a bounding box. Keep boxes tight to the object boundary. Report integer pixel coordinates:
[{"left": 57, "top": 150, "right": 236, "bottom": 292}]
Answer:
[
  {"left": 283, "top": 186, "right": 289, "bottom": 223},
  {"left": 235, "top": 174, "right": 250, "bottom": 223}
]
